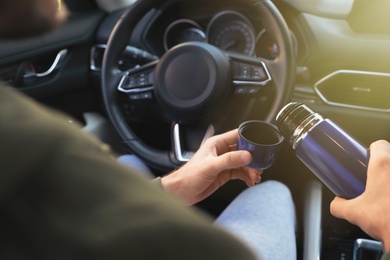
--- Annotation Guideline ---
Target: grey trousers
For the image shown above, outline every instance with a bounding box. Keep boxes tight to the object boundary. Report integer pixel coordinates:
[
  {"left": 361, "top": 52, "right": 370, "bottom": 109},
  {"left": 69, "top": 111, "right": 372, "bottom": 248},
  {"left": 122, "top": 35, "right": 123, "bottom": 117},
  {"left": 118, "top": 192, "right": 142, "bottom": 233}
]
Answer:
[{"left": 215, "top": 180, "right": 297, "bottom": 260}]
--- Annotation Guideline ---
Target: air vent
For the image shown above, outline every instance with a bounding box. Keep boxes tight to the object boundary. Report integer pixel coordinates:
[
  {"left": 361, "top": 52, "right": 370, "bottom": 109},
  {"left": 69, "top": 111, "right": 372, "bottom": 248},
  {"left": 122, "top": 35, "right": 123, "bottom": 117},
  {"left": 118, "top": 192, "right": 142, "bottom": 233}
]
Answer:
[{"left": 315, "top": 70, "right": 390, "bottom": 111}]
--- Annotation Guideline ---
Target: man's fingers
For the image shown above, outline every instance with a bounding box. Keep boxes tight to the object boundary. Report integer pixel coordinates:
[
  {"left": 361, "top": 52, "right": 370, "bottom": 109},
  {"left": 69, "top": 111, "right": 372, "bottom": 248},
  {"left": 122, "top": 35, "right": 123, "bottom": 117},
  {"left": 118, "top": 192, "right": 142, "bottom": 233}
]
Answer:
[
  {"left": 212, "top": 129, "right": 239, "bottom": 144},
  {"left": 203, "top": 129, "right": 238, "bottom": 145},
  {"left": 222, "top": 166, "right": 261, "bottom": 186},
  {"left": 330, "top": 197, "right": 346, "bottom": 219},
  {"left": 331, "top": 197, "right": 366, "bottom": 230},
  {"left": 213, "top": 150, "right": 252, "bottom": 172},
  {"left": 203, "top": 129, "right": 239, "bottom": 153},
  {"left": 369, "top": 140, "right": 390, "bottom": 155}
]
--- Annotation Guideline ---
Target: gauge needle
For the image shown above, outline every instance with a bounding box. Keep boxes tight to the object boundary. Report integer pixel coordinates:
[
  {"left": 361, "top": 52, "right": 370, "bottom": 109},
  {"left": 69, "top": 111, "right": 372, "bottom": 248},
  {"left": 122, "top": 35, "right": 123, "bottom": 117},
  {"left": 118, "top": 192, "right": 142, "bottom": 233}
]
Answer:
[{"left": 222, "top": 40, "right": 236, "bottom": 50}]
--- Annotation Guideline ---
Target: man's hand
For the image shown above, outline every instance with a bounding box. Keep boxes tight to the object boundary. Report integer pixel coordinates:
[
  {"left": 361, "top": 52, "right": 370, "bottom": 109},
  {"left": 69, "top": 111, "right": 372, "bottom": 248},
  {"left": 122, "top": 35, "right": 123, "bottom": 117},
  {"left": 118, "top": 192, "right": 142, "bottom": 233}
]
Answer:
[
  {"left": 330, "top": 140, "right": 390, "bottom": 251},
  {"left": 161, "top": 129, "right": 262, "bottom": 205}
]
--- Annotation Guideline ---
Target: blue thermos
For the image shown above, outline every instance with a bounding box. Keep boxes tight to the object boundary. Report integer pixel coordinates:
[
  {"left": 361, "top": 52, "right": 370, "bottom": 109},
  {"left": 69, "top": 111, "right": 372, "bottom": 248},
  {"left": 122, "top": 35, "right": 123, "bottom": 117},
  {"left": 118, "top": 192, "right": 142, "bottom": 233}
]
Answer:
[{"left": 276, "top": 102, "right": 368, "bottom": 199}]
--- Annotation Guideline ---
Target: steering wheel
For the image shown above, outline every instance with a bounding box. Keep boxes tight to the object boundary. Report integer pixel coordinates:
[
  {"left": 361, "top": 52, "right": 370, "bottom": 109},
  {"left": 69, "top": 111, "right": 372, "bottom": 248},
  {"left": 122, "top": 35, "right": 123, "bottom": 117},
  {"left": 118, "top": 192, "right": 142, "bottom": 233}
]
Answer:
[{"left": 101, "top": 0, "right": 296, "bottom": 172}]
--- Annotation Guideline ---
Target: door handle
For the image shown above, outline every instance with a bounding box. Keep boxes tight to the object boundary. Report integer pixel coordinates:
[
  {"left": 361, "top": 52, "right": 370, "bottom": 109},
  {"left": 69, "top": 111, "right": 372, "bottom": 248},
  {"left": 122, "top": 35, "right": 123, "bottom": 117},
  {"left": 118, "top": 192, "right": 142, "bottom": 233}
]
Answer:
[{"left": 23, "top": 49, "right": 68, "bottom": 84}]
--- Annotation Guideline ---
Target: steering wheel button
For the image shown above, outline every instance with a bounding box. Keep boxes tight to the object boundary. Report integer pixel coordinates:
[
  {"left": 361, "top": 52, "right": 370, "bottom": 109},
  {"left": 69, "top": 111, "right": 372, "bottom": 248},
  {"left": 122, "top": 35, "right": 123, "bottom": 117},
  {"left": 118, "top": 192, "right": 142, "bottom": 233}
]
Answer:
[
  {"left": 138, "top": 79, "right": 148, "bottom": 86},
  {"left": 140, "top": 92, "right": 153, "bottom": 99},
  {"left": 252, "top": 66, "right": 266, "bottom": 80},
  {"left": 128, "top": 76, "right": 138, "bottom": 88},
  {"left": 239, "top": 63, "right": 251, "bottom": 79},
  {"left": 247, "top": 87, "right": 259, "bottom": 94},
  {"left": 235, "top": 86, "right": 247, "bottom": 94},
  {"left": 129, "top": 94, "right": 141, "bottom": 100}
]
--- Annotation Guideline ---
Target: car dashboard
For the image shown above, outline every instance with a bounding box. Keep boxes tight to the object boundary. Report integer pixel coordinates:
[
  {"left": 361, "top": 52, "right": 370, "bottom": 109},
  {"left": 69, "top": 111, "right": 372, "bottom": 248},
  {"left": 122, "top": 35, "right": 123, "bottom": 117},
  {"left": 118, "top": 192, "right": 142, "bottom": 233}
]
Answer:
[
  {"left": 90, "top": 1, "right": 390, "bottom": 253},
  {"left": 91, "top": 0, "right": 390, "bottom": 143},
  {"left": 277, "top": 0, "right": 390, "bottom": 144}
]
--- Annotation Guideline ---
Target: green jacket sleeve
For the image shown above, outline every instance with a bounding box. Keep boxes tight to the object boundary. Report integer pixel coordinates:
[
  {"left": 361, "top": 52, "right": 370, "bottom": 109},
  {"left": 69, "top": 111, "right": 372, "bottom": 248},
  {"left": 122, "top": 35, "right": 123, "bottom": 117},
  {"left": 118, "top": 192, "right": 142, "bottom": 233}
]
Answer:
[
  {"left": 150, "top": 176, "right": 163, "bottom": 188},
  {"left": 0, "top": 84, "right": 257, "bottom": 259}
]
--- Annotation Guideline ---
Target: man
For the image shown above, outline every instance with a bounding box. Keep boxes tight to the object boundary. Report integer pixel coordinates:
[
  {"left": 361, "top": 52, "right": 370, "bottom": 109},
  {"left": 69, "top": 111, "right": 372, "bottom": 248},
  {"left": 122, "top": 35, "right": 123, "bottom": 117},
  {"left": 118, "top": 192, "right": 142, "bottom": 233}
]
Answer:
[
  {"left": 0, "top": 0, "right": 389, "bottom": 259},
  {"left": 0, "top": 0, "right": 297, "bottom": 259}
]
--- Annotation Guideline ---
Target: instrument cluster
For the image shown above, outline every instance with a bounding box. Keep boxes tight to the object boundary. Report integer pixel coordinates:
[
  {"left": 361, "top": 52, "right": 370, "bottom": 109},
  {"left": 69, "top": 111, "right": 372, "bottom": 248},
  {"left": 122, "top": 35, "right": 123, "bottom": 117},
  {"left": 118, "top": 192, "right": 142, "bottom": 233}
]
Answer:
[{"left": 163, "top": 10, "right": 297, "bottom": 59}]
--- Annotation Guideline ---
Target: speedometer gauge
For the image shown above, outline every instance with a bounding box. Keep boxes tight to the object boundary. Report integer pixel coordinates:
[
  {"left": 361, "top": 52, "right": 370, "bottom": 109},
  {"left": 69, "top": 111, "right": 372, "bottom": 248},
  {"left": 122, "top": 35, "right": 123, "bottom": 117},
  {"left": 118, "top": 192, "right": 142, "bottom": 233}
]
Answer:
[
  {"left": 209, "top": 20, "right": 255, "bottom": 55},
  {"left": 207, "top": 11, "right": 255, "bottom": 56}
]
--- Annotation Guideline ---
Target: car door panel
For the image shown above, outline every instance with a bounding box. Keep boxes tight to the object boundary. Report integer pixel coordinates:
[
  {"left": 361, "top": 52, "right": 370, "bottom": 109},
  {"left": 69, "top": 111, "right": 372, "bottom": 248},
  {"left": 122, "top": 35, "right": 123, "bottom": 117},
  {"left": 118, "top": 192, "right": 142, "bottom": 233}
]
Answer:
[
  {"left": 0, "top": 10, "right": 106, "bottom": 121},
  {"left": 0, "top": 10, "right": 105, "bottom": 98}
]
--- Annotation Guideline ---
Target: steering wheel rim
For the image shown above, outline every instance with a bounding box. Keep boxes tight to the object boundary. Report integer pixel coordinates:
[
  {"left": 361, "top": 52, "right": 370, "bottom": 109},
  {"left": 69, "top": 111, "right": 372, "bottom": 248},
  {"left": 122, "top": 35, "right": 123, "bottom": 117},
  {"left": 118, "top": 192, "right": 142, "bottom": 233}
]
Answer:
[{"left": 101, "top": 0, "right": 296, "bottom": 172}]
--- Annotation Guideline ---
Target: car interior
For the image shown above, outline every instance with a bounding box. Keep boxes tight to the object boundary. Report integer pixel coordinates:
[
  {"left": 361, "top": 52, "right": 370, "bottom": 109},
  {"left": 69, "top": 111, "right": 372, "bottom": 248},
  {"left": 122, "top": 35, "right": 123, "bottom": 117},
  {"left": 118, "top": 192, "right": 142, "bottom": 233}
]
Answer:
[{"left": 1, "top": 0, "right": 389, "bottom": 259}]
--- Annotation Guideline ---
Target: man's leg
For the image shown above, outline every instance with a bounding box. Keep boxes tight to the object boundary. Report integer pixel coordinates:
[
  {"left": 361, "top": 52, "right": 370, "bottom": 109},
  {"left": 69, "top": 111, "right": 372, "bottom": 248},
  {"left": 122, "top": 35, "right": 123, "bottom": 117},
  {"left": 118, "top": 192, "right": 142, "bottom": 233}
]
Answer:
[
  {"left": 215, "top": 180, "right": 296, "bottom": 260},
  {"left": 117, "top": 154, "right": 153, "bottom": 178}
]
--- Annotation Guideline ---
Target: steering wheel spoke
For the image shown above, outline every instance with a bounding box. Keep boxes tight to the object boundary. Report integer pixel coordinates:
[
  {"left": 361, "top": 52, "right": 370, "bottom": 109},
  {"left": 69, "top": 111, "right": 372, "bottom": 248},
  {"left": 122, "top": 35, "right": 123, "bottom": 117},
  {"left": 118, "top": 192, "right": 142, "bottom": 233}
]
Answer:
[
  {"left": 172, "top": 123, "right": 215, "bottom": 163},
  {"left": 117, "top": 60, "right": 158, "bottom": 100},
  {"left": 228, "top": 53, "right": 272, "bottom": 95}
]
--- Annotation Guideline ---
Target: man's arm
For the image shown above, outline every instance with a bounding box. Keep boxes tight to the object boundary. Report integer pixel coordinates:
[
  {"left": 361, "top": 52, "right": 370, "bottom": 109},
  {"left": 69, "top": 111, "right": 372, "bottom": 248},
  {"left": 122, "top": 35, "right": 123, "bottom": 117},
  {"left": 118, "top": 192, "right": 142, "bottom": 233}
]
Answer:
[{"left": 0, "top": 85, "right": 257, "bottom": 259}]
